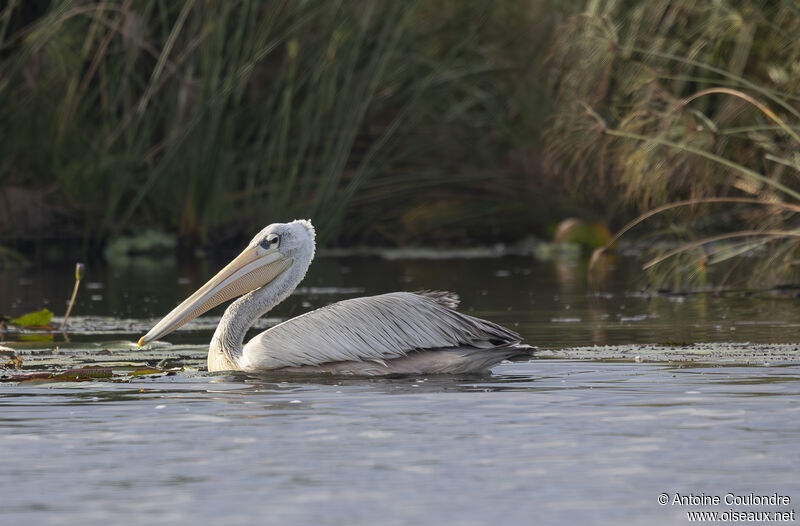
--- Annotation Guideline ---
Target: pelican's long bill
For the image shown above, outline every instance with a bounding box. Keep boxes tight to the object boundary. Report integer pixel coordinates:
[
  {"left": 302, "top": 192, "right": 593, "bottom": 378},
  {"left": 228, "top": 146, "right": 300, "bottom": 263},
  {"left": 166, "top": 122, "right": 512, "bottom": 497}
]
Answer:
[{"left": 138, "top": 246, "right": 292, "bottom": 348}]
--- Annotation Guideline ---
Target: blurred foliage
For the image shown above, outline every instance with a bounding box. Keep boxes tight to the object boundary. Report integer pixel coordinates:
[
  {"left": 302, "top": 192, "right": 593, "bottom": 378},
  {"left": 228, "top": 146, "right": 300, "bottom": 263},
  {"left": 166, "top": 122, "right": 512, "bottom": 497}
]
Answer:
[
  {"left": 10, "top": 308, "right": 53, "bottom": 327},
  {"left": 552, "top": 218, "right": 612, "bottom": 249},
  {"left": 546, "top": 0, "right": 800, "bottom": 288},
  {"left": 0, "top": 244, "right": 29, "bottom": 267},
  {"left": 104, "top": 230, "right": 175, "bottom": 259},
  {"left": 0, "top": 0, "right": 575, "bottom": 249},
  {"left": 6, "top": 0, "right": 800, "bottom": 289}
]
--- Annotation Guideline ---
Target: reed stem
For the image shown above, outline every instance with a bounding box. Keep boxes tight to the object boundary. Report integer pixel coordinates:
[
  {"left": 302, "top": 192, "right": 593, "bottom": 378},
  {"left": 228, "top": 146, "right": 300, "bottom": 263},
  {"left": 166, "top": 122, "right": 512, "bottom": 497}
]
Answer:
[{"left": 61, "top": 263, "right": 85, "bottom": 329}]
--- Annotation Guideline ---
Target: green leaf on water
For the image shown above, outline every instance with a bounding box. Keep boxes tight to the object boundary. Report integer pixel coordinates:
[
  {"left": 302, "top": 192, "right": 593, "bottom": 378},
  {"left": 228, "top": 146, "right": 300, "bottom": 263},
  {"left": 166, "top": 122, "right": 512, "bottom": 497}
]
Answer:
[{"left": 10, "top": 308, "right": 54, "bottom": 327}]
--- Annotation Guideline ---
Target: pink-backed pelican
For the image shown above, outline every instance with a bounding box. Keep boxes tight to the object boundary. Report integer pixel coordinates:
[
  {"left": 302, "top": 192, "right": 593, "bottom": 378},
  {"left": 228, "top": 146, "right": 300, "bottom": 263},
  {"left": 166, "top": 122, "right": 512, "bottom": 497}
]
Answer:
[{"left": 138, "top": 220, "right": 533, "bottom": 375}]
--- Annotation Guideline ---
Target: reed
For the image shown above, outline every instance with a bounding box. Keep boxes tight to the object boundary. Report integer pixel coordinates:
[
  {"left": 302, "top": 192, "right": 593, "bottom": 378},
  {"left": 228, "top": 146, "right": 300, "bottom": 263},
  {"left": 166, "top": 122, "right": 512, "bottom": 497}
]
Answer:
[
  {"left": 546, "top": 0, "right": 800, "bottom": 287},
  {"left": 0, "top": 0, "right": 570, "bottom": 248}
]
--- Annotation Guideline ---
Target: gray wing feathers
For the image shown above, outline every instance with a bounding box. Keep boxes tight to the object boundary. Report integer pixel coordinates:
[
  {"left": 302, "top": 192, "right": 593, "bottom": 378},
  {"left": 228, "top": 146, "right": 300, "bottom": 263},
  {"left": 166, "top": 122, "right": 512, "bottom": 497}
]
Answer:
[
  {"left": 240, "top": 292, "right": 520, "bottom": 370},
  {"left": 413, "top": 290, "right": 460, "bottom": 309}
]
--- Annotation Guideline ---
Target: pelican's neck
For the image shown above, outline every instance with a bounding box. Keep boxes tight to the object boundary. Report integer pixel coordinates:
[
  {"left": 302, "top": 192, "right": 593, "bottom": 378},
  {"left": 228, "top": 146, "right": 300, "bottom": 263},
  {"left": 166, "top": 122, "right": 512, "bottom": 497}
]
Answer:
[{"left": 209, "top": 256, "right": 310, "bottom": 370}]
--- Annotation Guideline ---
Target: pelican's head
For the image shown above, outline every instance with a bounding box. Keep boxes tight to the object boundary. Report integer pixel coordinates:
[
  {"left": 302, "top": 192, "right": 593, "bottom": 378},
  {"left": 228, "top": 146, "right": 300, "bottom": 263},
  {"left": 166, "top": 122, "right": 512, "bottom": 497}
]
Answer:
[{"left": 138, "top": 219, "right": 316, "bottom": 348}]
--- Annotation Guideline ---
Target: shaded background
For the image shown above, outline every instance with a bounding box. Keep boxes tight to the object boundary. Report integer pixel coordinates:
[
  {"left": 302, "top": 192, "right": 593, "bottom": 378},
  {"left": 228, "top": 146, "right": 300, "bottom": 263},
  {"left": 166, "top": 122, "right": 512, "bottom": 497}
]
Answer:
[{"left": 2, "top": 0, "right": 798, "bottom": 264}]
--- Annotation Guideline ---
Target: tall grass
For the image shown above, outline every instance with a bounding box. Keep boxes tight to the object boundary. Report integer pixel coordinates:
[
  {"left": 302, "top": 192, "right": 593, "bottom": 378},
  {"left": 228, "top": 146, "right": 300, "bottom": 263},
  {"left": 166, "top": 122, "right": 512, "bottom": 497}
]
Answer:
[
  {"left": 545, "top": 0, "right": 800, "bottom": 287},
  {"left": 0, "top": 0, "right": 571, "bottom": 249}
]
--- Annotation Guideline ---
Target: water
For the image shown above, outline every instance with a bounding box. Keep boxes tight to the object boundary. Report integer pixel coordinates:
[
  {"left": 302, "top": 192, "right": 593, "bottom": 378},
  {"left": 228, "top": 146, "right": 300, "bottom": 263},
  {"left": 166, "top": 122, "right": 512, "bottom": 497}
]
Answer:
[{"left": 2, "top": 254, "right": 799, "bottom": 525}]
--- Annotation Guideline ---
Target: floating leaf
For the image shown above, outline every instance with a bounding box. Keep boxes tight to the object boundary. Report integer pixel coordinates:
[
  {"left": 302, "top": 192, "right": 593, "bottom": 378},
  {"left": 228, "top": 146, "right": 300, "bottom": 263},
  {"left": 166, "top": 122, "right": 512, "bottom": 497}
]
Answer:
[
  {"left": 10, "top": 309, "right": 54, "bottom": 327},
  {"left": 5, "top": 367, "right": 115, "bottom": 384},
  {"left": 58, "top": 367, "right": 114, "bottom": 379},
  {"left": 128, "top": 367, "right": 166, "bottom": 376}
]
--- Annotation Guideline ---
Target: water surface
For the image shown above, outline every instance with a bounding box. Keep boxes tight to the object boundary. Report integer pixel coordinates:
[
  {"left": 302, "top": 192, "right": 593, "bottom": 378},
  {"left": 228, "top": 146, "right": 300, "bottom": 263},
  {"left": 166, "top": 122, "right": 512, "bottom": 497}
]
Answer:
[{"left": 1, "top": 254, "right": 799, "bottom": 525}]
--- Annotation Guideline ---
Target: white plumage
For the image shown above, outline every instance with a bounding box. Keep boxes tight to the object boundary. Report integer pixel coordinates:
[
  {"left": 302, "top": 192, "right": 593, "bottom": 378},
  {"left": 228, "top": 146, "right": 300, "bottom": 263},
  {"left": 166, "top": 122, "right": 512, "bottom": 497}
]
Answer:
[{"left": 141, "top": 220, "right": 533, "bottom": 375}]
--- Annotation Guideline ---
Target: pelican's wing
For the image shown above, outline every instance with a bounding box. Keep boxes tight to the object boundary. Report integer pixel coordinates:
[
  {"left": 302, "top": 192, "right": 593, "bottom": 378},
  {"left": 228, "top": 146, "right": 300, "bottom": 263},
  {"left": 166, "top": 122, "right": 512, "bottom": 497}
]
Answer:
[{"left": 240, "top": 291, "right": 521, "bottom": 370}]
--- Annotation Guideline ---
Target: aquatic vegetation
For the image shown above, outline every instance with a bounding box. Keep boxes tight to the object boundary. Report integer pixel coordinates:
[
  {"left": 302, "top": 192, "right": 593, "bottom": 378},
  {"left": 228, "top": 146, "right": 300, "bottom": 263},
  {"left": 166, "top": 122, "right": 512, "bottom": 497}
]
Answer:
[
  {"left": 104, "top": 231, "right": 176, "bottom": 260},
  {"left": 552, "top": 218, "right": 612, "bottom": 250},
  {"left": 0, "top": 0, "right": 570, "bottom": 249},
  {"left": 5, "top": 0, "right": 799, "bottom": 270},
  {"left": 546, "top": 0, "right": 800, "bottom": 288},
  {"left": 0, "top": 337, "right": 207, "bottom": 384},
  {"left": 2, "top": 263, "right": 81, "bottom": 333},
  {"left": 0, "top": 364, "right": 186, "bottom": 384},
  {"left": 60, "top": 262, "right": 84, "bottom": 328},
  {"left": 9, "top": 308, "right": 53, "bottom": 327}
]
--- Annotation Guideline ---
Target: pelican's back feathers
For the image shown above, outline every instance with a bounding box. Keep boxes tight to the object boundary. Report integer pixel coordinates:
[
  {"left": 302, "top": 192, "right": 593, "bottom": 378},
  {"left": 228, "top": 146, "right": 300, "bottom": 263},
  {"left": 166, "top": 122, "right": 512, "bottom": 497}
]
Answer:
[{"left": 240, "top": 291, "right": 526, "bottom": 372}]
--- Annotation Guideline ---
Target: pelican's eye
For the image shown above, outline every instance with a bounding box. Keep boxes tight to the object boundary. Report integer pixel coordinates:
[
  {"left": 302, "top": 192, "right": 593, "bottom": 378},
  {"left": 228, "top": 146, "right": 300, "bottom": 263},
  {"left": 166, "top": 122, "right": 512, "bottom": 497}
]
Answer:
[{"left": 260, "top": 234, "right": 280, "bottom": 250}]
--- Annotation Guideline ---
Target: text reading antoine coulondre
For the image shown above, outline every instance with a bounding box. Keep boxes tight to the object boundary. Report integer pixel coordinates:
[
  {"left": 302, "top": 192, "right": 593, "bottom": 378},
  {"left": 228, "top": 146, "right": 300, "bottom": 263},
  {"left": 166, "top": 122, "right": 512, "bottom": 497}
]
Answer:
[{"left": 668, "top": 493, "right": 791, "bottom": 507}]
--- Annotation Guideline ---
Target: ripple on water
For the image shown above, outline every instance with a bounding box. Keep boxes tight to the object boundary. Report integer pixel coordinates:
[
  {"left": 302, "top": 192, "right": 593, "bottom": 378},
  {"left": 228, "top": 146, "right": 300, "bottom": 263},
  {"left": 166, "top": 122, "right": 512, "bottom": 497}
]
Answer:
[{"left": 0, "top": 360, "right": 799, "bottom": 525}]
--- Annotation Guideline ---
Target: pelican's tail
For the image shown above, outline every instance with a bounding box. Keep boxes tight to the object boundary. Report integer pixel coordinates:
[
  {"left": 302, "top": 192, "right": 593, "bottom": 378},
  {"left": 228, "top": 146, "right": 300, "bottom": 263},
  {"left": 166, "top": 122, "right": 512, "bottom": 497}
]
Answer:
[{"left": 452, "top": 343, "right": 537, "bottom": 373}]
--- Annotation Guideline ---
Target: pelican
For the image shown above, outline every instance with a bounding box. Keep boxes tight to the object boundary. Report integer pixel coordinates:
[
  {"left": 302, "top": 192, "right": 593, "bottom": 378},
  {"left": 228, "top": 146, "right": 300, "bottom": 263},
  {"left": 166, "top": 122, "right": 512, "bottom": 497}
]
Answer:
[{"left": 138, "top": 220, "right": 533, "bottom": 375}]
